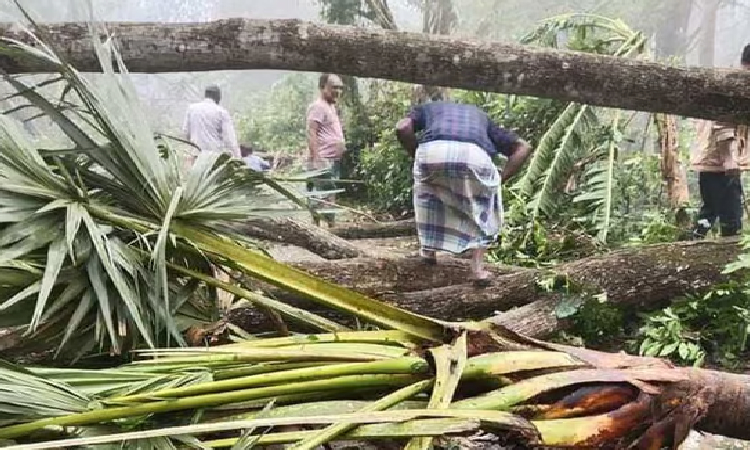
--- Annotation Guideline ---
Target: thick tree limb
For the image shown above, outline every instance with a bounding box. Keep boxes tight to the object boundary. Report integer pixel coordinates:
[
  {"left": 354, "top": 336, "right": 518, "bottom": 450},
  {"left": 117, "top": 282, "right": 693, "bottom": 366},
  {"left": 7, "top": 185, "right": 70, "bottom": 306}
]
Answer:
[
  {"left": 287, "top": 256, "right": 521, "bottom": 295},
  {"left": 269, "top": 240, "right": 741, "bottom": 327},
  {"left": 330, "top": 220, "right": 416, "bottom": 239},
  {"left": 232, "top": 218, "right": 369, "bottom": 259},
  {"left": 2, "top": 20, "right": 750, "bottom": 122}
]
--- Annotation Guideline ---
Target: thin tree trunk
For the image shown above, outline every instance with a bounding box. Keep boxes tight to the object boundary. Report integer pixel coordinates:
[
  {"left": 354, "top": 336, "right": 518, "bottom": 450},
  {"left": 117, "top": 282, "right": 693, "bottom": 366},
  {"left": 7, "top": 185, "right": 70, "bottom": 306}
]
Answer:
[
  {"left": 655, "top": 114, "right": 690, "bottom": 207},
  {"left": 3, "top": 20, "right": 750, "bottom": 123},
  {"left": 699, "top": 0, "right": 720, "bottom": 67}
]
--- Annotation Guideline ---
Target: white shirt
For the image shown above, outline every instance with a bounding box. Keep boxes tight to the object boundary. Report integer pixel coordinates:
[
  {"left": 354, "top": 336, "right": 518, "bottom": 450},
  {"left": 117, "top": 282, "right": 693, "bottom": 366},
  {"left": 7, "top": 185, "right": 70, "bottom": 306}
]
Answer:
[
  {"left": 182, "top": 99, "right": 240, "bottom": 157},
  {"left": 244, "top": 155, "right": 270, "bottom": 172}
]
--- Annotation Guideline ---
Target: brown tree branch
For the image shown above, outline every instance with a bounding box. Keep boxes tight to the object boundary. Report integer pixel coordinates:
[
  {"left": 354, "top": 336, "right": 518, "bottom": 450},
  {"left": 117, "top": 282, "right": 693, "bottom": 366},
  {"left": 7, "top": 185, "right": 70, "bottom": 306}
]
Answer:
[{"left": 2, "top": 19, "right": 750, "bottom": 122}]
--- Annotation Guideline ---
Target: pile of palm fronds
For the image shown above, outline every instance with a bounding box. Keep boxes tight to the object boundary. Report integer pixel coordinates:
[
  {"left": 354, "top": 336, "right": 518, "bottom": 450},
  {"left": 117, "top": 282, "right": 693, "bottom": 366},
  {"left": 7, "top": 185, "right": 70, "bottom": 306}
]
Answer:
[{"left": 0, "top": 3, "right": 711, "bottom": 449}]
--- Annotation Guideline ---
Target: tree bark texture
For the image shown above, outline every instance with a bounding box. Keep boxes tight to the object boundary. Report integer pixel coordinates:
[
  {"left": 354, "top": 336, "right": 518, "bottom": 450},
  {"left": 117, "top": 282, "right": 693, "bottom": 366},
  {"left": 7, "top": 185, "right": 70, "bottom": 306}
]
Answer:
[
  {"left": 331, "top": 219, "right": 416, "bottom": 239},
  {"left": 656, "top": 114, "right": 690, "bottom": 207},
  {"left": 3, "top": 19, "right": 750, "bottom": 123},
  {"left": 286, "top": 256, "right": 521, "bottom": 296},
  {"left": 262, "top": 240, "right": 741, "bottom": 330},
  {"left": 233, "top": 218, "right": 370, "bottom": 259}
]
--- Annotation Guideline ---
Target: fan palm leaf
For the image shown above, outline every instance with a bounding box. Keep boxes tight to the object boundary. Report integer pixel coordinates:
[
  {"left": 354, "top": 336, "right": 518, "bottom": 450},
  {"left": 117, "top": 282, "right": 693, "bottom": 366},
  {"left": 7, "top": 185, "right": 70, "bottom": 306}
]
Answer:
[{"left": 0, "top": 0, "right": 455, "bottom": 357}]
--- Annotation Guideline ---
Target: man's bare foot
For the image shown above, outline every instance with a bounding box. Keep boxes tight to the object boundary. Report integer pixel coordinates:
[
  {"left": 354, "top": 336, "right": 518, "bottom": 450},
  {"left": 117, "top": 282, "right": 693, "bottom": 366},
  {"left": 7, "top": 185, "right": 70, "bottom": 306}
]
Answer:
[
  {"left": 419, "top": 249, "right": 437, "bottom": 265},
  {"left": 471, "top": 270, "right": 492, "bottom": 288}
]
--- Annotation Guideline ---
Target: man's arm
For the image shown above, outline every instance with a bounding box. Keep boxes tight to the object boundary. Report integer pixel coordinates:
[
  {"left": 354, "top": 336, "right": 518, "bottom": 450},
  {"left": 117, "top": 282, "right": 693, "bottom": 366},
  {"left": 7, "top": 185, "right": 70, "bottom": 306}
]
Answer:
[
  {"left": 395, "top": 106, "right": 424, "bottom": 158},
  {"left": 501, "top": 140, "right": 532, "bottom": 182},
  {"left": 488, "top": 120, "right": 532, "bottom": 183},
  {"left": 306, "top": 104, "right": 324, "bottom": 163},
  {"left": 395, "top": 118, "right": 418, "bottom": 157},
  {"left": 307, "top": 120, "right": 320, "bottom": 162}
]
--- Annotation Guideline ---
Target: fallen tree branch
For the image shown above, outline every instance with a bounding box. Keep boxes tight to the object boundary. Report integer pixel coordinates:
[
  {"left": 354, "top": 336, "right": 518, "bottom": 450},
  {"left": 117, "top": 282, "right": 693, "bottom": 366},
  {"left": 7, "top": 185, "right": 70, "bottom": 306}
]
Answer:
[
  {"left": 232, "top": 218, "right": 369, "bottom": 259},
  {"left": 2, "top": 20, "right": 750, "bottom": 122},
  {"left": 287, "top": 256, "right": 522, "bottom": 295},
  {"left": 266, "top": 240, "right": 741, "bottom": 327},
  {"left": 330, "top": 220, "right": 416, "bottom": 239}
]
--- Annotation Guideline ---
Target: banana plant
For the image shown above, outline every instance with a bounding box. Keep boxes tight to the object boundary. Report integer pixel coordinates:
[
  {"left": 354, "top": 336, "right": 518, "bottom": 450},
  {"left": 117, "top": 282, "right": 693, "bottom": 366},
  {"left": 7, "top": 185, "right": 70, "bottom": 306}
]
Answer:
[{"left": 511, "top": 13, "right": 649, "bottom": 244}]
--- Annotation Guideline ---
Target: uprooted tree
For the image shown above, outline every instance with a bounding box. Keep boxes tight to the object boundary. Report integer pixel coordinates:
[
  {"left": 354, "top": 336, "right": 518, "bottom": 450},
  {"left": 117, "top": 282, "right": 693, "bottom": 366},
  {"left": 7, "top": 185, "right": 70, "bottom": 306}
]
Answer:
[{"left": 2, "top": 18, "right": 750, "bottom": 123}]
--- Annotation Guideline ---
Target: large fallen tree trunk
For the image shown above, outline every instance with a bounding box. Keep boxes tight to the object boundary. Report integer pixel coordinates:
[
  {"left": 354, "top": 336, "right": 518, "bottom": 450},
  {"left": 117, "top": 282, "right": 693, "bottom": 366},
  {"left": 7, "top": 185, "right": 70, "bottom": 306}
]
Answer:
[
  {"left": 264, "top": 240, "right": 740, "bottom": 329},
  {"left": 3, "top": 20, "right": 750, "bottom": 123},
  {"left": 286, "top": 256, "right": 522, "bottom": 295}
]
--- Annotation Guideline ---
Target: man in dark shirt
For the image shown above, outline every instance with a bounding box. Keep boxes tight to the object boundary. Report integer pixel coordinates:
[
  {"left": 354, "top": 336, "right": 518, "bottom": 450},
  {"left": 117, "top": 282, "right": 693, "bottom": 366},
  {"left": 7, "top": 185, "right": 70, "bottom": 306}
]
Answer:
[{"left": 396, "top": 101, "right": 531, "bottom": 286}]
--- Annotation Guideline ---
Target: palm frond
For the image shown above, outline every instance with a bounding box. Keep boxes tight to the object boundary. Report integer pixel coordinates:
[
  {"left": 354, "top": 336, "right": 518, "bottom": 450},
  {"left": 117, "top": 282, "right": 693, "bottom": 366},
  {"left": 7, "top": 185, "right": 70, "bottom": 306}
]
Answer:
[
  {"left": 0, "top": 360, "right": 91, "bottom": 426},
  {"left": 0, "top": 9, "right": 319, "bottom": 355}
]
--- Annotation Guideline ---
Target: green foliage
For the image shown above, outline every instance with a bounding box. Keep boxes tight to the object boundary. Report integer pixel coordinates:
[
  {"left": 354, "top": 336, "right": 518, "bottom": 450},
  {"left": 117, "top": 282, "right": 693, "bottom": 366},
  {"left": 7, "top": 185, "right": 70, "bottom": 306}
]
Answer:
[
  {"left": 238, "top": 73, "right": 316, "bottom": 152},
  {"left": 634, "top": 285, "right": 750, "bottom": 368},
  {"left": 504, "top": 14, "right": 648, "bottom": 246},
  {"left": 535, "top": 274, "right": 625, "bottom": 349},
  {"left": 354, "top": 82, "right": 415, "bottom": 214},
  {"left": 358, "top": 132, "right": 414, "bottom": 215},
  {"left": 0, "top": 15, "right": 333, "bottom": 358},
  {"left": 317, "top": 0, "right": 383, "bottom": 26}
]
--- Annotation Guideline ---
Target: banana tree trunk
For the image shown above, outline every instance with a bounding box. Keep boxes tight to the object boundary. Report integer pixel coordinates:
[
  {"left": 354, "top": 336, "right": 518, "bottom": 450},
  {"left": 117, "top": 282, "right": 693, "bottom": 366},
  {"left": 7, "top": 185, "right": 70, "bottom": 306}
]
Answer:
[{"left": 2, "top": 19, "right": 750, "bottom": 123}]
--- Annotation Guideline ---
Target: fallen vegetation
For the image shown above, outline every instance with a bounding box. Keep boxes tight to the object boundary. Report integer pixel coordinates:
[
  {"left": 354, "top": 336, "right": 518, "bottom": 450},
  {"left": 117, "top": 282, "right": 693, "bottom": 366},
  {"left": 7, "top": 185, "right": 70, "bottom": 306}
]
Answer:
[{"left": 2, "top": 4, "right": 750, "bottom": 450}]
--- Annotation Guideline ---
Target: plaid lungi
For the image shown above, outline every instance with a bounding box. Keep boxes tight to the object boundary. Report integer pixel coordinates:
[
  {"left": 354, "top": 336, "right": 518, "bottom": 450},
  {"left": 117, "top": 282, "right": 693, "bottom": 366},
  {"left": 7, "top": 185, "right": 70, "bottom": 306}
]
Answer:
[{"left": 413, "top": 140, "right": 502, "bottom": 254}]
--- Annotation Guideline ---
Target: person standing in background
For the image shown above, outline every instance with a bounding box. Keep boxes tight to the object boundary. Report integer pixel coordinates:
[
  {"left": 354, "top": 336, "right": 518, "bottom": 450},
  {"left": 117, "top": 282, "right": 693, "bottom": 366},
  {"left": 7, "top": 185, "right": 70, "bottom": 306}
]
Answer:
[
  {"left": 183, "top": 85, "right": 241, "bottom": 163},
  {"left": 690, "top": 45, "right": 750, "bottom": 239},
  {"left": 306, "top": 73, "right": 346, "bottom": 227}
]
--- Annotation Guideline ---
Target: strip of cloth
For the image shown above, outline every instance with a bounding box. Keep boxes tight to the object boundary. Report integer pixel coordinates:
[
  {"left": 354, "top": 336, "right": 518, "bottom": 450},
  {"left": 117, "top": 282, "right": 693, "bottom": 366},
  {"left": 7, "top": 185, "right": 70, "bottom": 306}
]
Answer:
[{"left": 413, "top": 140, "right": 502, "bottom": 254}]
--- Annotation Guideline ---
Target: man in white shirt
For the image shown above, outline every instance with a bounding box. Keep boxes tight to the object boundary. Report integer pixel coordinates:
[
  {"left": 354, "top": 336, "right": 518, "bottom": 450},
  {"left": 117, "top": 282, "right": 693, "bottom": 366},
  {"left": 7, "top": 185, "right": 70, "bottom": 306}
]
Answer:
[{"left": 182, "top": 85, "right": 240, "bottom": 161}]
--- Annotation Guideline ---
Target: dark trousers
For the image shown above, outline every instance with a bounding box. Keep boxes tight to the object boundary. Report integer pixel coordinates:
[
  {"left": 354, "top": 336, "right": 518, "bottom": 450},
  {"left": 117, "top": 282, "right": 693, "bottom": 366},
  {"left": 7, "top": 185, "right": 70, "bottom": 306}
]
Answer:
[{"left": 693, "top": 171, "right": 743, "bottom": 237}]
